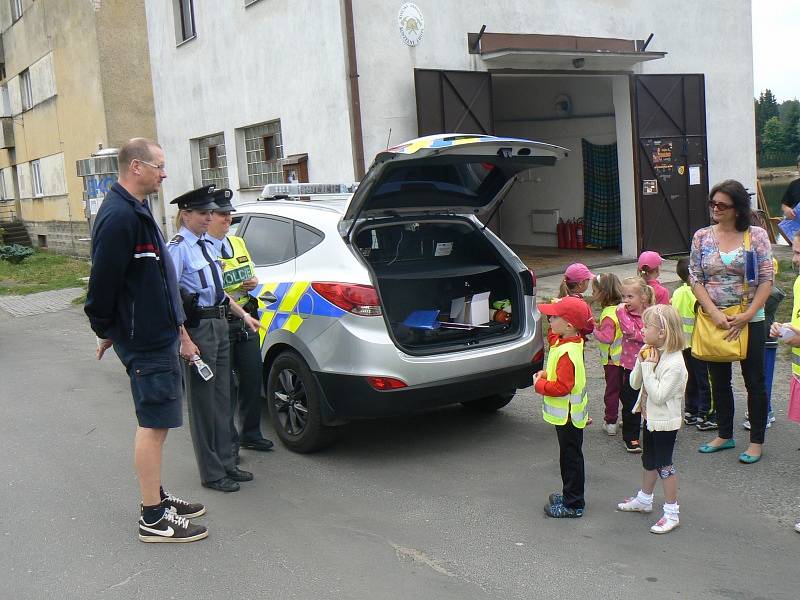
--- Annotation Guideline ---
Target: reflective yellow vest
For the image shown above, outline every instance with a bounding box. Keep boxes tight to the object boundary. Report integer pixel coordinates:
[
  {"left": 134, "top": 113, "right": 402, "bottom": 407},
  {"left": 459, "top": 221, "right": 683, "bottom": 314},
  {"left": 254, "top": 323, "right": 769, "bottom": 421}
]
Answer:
[
  {"left": 671, "top": 283, "right": 697, "bottom": 348},
  {"left": 542, "top": 339, "right": 588, "bottom": 428},
  {"left": 596, "top": 305, "right": 622, "bottom": 366},
  {"left": 792, "top": 276, "right": 800, "bottom": 377},
  {"left": 219, "top": 235, "right": 256, "bottom": 306}
]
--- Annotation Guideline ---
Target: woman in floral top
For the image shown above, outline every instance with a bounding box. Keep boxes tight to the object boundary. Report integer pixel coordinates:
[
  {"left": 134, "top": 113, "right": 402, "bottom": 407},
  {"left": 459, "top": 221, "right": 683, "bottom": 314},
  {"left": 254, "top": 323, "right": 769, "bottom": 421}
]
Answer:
[{"left": 689, "top": 179, "right": 773, "bottom": 464}]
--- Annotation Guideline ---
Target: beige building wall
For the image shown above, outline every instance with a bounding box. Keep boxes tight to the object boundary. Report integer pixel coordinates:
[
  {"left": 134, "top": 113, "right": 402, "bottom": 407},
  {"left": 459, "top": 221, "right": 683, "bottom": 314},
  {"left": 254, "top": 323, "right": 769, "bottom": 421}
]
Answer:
[{"left": 0, "top": 0, "right": 156, "bottom": 256}]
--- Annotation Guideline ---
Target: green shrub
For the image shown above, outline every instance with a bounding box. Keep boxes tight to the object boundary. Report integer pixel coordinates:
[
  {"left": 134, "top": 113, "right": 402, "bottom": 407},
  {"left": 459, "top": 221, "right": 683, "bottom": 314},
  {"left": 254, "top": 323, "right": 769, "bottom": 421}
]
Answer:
[{"left": 0, "top": 244, "right": 35, "bottom": 264}]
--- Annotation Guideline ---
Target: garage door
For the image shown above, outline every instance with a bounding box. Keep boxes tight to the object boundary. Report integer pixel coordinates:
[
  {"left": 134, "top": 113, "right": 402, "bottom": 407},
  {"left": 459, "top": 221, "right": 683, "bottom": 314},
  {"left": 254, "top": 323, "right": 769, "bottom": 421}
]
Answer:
[{"left": 414, "top": 69, "right": 494, "bottom": 136}]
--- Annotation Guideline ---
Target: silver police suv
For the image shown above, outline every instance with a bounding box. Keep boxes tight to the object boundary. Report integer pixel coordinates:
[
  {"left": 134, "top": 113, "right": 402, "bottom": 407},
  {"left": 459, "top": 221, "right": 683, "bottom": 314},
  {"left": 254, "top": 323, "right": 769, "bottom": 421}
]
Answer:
[{"left": 234, "top": 134, "right": 566, "bottom": 452}]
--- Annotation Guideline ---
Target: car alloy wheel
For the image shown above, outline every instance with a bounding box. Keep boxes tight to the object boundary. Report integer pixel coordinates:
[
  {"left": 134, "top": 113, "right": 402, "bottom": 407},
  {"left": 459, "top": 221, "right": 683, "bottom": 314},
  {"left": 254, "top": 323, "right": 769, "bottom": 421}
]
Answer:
[{"left": 272, "top": 368, "right": 309, "bottom": 436}]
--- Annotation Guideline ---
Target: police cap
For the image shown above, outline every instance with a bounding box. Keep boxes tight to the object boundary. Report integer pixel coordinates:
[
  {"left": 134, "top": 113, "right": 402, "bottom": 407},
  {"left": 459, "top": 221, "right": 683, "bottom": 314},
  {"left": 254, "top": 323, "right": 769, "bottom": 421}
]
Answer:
[
  {"left": 212, "top": 188, "right": 236, "bottom": 212},
  {"left": 170, "top": 185, "right": 219, "bottom": 210}
]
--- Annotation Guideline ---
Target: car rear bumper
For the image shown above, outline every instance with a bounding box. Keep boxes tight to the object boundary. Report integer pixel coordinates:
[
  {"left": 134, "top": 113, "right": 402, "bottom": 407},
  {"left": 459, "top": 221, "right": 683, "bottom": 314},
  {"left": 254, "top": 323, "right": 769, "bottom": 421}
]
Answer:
[{"left": 315, "top": 360, "right": 542, "bottom": 420}]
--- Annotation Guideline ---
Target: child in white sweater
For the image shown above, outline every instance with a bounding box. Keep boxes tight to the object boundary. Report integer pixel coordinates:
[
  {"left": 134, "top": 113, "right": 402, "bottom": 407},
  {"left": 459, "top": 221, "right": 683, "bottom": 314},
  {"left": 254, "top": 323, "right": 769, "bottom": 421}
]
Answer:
[{"left": 616, "top": 304, "right": 688, "bottom": 534}]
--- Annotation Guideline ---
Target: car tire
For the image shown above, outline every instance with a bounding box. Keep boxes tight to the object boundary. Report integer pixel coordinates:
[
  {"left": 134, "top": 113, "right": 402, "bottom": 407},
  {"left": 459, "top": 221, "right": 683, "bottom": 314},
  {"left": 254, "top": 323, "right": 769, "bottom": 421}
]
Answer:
[
  {"left": 461, "top": 391, "right": 515, "bottom": 412},
  {"left": 266, "top": 351, "right": 338, "bottom": 453}
]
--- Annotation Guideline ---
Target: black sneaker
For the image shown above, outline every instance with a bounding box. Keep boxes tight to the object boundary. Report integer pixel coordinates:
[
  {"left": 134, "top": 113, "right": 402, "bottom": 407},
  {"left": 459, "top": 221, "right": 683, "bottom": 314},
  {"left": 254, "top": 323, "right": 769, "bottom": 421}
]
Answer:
[
  {"left": 696, "top": 419, "right": 718, "bottom": 431},
  {"left": 625, "top": 439, "right": 642, "bottom": 453},
  {"left": 544, "top": 502, "right": 584, "bottom": 518},
  {"left": 161, "top": 492, "right": 206, "bottom": 519},
  {"left": 548, "top": 492, "right": 565, "bottom": 506},
  {"left": 684, "top": 414, "right": 700, "bottom": 426},
  {"left": 139, "top": 507, "right": 208, "bottom": 543}
]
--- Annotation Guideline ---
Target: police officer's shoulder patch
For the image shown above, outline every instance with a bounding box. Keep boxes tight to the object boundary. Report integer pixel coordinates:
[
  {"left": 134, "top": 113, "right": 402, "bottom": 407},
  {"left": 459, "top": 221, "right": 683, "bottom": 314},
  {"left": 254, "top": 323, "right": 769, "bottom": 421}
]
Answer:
[
  {"left": 237, "top": 256, "right": 248, "bottom": 264},
  {"left": 168, "top": 234, "right": 184, "bottom": 245}
]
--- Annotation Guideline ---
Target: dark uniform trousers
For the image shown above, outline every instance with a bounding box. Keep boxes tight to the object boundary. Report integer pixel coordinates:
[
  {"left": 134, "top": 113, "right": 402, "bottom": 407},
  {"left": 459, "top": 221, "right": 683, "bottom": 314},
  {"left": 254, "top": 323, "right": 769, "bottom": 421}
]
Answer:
[
  {"left": 185, "top": 317, "right": 234, "bottom": 483},
  {"left": 228, "top": 318, "right": 264, "bottom": 451}
]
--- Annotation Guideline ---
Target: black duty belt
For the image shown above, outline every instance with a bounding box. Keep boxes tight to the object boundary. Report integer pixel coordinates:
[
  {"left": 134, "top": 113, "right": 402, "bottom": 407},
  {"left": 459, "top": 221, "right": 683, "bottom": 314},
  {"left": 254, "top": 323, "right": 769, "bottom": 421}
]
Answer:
[{"left": 197, "top": 305, "right": 229, "bottom": 319}]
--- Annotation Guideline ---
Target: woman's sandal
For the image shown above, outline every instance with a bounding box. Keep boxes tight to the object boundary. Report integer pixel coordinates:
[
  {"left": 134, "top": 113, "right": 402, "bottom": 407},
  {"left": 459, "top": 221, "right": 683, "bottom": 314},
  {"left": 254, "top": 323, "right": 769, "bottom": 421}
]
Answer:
[{"left": 698, "top": 438, "right": 736, "bottom": 453}]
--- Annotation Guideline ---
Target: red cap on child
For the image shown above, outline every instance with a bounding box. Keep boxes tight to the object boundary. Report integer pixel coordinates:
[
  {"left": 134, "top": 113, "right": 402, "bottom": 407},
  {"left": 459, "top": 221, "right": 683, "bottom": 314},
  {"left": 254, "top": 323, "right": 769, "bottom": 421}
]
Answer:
[{"left": 538, "top": 297, "right": 594, "bottom": 332}]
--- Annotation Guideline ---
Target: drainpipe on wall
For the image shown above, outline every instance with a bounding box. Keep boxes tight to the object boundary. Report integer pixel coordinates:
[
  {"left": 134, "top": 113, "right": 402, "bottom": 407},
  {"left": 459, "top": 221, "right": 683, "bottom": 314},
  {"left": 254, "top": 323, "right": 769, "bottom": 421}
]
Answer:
[{"left": 342, "top": 0, "right": 365, "bottom": 180}]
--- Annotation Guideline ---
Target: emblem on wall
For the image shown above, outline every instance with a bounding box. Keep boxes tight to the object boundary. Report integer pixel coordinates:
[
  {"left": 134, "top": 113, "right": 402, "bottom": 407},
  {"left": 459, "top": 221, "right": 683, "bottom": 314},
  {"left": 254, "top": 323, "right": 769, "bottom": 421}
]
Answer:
[{"left": 398, "top": 3, "right": 424, "bottom": 46}]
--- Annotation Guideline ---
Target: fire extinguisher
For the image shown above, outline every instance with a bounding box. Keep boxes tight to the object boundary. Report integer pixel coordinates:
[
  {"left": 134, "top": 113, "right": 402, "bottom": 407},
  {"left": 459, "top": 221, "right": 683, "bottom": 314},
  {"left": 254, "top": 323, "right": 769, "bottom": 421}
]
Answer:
[
  {"left": 568, "top": 219, "right": 578, "bottom": 249},
  {"left": 576, "top": 218, "right": 585, "bottom": 249},
  {"left": 557, "top": 218, "right": 566, "bottom": 249}
]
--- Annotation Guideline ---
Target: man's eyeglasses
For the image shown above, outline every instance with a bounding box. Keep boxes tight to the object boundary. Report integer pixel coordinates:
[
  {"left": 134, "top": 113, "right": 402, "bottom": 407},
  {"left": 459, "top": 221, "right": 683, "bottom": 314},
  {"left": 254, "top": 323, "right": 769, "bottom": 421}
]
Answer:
[
  {"left": 137, "top": 159, "right": 166, "bottom": 172},
  {"left": 708, "top": 201, "right": 733, "bottom": 211}
]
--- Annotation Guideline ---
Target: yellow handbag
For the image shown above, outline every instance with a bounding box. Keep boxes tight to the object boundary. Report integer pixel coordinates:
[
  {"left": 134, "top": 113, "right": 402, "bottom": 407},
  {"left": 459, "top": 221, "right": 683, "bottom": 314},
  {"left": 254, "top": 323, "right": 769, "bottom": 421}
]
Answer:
[{"left": 691, "top": 229, "right": 750, "bottom": 362}]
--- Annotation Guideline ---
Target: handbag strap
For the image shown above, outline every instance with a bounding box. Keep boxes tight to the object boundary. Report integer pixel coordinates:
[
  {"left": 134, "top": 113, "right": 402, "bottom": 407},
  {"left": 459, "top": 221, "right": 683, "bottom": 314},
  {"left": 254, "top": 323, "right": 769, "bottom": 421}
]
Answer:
[{"left": 741, "top": 228, "right": 751, "bottom": 309}]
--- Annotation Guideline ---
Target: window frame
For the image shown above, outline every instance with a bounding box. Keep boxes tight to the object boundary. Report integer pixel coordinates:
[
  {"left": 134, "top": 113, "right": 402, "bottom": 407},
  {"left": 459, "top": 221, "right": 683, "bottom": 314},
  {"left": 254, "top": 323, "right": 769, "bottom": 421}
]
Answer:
[
  {"left": 196, "top": 132, "right": 229, "bottom": 189},
  {"left": 11, "top": 0, "right": 23, "bottom": 22},
  {"left": 176, "top": 0, "right": 196, "bottom": 44},
  {"left": 240, "top": 120, "right": 284, "bottom": 189},
  {"left": 20, "top": 69, "right": 33, "bottom": 111},
  {"left": 31, "top": 160, "right": 44, "bottom": 197}
]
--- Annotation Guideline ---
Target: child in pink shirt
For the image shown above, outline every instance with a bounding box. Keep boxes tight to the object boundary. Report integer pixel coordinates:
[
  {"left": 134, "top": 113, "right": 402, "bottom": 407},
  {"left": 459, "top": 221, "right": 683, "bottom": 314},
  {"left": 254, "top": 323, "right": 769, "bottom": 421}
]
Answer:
[
  {"left": 638, "top": 251, "right": 670, "bottom": 305},
  {"left": 616, "top": 277, "right": 655, "bottom": 452}
]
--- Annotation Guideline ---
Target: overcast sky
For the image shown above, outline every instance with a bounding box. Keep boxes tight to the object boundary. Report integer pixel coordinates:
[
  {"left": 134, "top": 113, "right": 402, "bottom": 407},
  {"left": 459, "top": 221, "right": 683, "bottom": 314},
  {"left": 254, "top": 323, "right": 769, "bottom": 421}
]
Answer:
[{"left": 752, "top": 0, "right": 799, "bottom": 101}]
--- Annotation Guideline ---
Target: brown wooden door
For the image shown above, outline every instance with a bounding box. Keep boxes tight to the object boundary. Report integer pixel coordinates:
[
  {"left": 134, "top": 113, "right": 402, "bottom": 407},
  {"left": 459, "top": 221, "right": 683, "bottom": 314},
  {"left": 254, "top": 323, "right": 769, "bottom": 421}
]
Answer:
[
  {"left": 633, "top": 74, "right": 710, "bottom": 255},
  {"left": 414, "top": 69, "right": 494, "bottom": 136}
]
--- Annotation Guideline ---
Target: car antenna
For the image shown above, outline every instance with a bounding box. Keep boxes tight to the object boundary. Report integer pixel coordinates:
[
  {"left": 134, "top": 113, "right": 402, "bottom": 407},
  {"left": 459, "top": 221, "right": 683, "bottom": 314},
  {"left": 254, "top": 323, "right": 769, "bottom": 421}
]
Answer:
[{"left": 386, "top": 128, "right": 392, "bottom": 149}]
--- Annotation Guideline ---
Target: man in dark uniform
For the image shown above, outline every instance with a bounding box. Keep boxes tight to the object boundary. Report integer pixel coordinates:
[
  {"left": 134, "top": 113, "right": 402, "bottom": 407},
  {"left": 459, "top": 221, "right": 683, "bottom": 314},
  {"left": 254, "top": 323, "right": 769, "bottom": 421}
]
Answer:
[
  {"left": 85, "top": 138, "right": 207, "bottom": 543},
  {"left": 167, "top": 186, "right": 262, "bottom": 492},
  {"left": 206, "top": 189, "right": 274, "bottom": 462},
  {"left": 780, "top": 155, "right": 800, "bottom": 219}
]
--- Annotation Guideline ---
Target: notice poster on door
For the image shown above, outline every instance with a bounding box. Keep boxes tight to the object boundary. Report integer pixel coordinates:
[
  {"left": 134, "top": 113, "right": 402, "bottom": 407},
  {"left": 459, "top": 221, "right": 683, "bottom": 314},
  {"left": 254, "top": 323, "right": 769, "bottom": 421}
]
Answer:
[
  {"left": 651, "top": 141, "right": 674, "bottom": 177},
  {"left": 689, "top": 165, "right": 701, "bottom": 186},
  {"left": 643, "top": 180, "right": 658, "bottom": 195}
]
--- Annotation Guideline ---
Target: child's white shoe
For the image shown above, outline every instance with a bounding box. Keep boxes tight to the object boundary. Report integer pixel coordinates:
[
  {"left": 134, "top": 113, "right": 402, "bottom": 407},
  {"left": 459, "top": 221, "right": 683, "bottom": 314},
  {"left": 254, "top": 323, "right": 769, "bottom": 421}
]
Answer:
[
  {"left": 650, "top": 516, "right": 680, "bottom": 534},
  {"left": 603, "top": 423, "right": 617, "bottom": 436},
  {"left": 617, "top": 495, "right": 653, "bottom": 513}
]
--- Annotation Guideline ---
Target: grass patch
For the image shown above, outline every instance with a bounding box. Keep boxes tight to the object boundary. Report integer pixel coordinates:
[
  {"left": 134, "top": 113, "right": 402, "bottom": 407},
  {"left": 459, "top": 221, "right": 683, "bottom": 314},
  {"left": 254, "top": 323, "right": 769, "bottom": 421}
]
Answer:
[{"left": 0, "top": 249, "right": 90, "bottom": 296}]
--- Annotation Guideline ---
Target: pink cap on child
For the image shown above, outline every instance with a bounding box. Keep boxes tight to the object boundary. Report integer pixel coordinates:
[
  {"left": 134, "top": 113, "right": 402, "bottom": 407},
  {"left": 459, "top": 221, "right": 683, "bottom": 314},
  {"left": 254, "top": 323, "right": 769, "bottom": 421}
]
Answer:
[
  {"left": 564, "top": 263, "right": 594, "bottom": 283},
  {"left": 638, "top": 251, "right": 663, "bottom": 270}
]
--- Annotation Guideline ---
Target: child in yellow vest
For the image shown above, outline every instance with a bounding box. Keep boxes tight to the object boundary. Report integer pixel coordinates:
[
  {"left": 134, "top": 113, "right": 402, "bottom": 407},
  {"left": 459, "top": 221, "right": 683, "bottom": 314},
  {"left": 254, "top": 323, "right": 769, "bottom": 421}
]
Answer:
[
  {"left": 617, "top": 305, "right": 687, "bottom": 534},
  {"left": 671, "top": 258, "right": 715, "bottom": 430},
  {"left": 592, "top": 273, "right": 624, "bottom": 436},
  {"left": 768, "top": 233, "right": 800, "bottom": 533},
  {"left": 535, "top": 297, "right": 595, "bottom": 518}
]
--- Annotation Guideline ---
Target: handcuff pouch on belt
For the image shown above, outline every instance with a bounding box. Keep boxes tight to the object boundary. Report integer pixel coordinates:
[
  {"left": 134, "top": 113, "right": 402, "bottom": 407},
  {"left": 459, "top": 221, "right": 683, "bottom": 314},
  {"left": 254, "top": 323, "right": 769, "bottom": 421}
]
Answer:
[{"left": 180, "top": 290, "right": 200, "bottom": 328}]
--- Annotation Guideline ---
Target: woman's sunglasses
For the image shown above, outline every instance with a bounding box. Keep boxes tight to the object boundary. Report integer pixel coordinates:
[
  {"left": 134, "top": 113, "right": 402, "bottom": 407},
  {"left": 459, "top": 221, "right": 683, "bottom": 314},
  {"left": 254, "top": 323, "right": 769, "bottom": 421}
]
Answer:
[{"left": 708, "top": 201, "right": 734, "bottom": 211}]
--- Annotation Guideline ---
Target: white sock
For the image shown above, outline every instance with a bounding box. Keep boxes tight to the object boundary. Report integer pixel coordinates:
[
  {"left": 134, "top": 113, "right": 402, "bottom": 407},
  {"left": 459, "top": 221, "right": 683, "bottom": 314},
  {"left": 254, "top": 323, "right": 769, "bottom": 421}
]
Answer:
[
  {"left": 637, "top": 490, "right": 654, "bottom": 506},
  {"left": 663, "top": 502, "right": 679, "bottom": 520}
]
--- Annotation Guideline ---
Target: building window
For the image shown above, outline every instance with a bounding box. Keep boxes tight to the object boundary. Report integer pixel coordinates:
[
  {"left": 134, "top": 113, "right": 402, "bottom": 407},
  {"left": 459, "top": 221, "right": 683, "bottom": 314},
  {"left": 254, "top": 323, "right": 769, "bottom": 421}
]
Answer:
[
  {"left": 176, "top": 0, "right": 196, "bottom": 43},
  {"left": 11, "top": 0, "right": 23, "bottom": 22},
  {"left": 197, "top": 133, "right": 229, "bottom": 189},
  {"left": 0, "top": 172, "right": 6, "bottom": 200},
  {"left": 243, "top": 121, "right": 284, "bottom": 188},
  {"left": 20, "top": 69, "right": 33, "bottom": 111},
  {"left": 31, "top": 160, "right": 43, "bottom": 197}
]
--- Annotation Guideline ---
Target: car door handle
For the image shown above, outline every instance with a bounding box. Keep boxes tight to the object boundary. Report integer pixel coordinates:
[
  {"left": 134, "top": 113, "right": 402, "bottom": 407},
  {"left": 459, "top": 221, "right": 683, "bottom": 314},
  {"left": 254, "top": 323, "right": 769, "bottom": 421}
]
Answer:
[{"left": 260, "top": 291, "right": 278, "bottom": 304}]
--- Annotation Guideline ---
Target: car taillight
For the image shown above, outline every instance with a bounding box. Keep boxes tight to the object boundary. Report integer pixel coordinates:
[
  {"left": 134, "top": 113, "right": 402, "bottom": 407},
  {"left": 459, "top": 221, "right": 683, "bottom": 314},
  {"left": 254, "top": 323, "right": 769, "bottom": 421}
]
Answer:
[
  {"left": 366, "top": 376, "right": 407, "bottom": 390},
  {"left": 311, "top": 282, "right": 382, "bottom": 316},
  {"left": 532, "top": 349, "right": 544, "bottom": 365},
  {"left": 528, "top": 268, "right": 537, "bottom": 289}
]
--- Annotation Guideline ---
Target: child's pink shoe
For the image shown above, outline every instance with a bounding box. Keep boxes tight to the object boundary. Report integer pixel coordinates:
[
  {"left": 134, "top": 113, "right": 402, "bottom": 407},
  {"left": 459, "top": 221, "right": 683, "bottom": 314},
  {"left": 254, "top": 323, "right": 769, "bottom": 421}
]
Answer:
[{"left": 650, "top": 516, "right": 679, "bottom": 534}]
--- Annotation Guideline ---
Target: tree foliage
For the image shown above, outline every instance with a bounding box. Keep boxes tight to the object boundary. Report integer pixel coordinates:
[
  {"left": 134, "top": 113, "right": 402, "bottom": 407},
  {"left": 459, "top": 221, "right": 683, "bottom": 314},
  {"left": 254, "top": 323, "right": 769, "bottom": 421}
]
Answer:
[{"left": 755, "top": 89, "right": 799, "bottom": 164}]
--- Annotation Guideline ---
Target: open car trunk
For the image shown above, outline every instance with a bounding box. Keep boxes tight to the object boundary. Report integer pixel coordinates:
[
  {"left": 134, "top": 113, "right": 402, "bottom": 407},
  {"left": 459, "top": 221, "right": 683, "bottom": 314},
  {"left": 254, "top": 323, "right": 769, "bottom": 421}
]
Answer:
[{"left": 355, "top": 218, "right": 523, "bottom": 354}]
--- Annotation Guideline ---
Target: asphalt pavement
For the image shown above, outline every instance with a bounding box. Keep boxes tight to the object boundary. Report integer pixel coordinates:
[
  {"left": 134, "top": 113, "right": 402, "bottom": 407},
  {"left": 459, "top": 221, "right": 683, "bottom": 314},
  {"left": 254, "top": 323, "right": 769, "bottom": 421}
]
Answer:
[{"left": 1, "top": 305, "right": 798, "bottom": 600}]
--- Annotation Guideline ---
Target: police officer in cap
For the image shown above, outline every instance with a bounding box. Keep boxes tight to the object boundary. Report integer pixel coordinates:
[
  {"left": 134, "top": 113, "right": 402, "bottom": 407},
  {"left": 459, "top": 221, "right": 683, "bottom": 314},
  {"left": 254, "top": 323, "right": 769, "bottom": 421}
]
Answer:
[
  {"left": 206, "top": 188, "right": 274, "bottom": 461},
  {"left": 166, "top": 185, "right": 261, "bottom": 492}
]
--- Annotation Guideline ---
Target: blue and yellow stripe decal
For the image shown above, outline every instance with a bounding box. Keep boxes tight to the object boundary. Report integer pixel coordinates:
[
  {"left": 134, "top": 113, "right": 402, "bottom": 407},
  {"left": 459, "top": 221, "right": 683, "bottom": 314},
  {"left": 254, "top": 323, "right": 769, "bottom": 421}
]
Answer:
[
  {"left": 250, "top": 281, "right": 346, "bottom": 345},
  {"left": 386, "top": 134, "right": 532, "bottom": 155}
]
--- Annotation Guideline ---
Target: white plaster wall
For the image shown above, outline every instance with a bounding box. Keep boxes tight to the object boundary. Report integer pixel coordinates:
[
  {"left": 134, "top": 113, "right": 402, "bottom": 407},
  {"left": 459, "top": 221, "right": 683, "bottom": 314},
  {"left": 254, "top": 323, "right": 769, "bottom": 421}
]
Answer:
[
  {"left": 352, "top": 0, "right": 755, "bottom": 206},
  {"left": 17, "top": 162, "right": 31, "bottom": 199},
  {"left": 144, "top": 0, "right": 356, "bottom": 230},
  {"left": 29, "top": 52, "right": 56, "bottom": 106},
  {"left": 39, "top": 152, "right": 67, "bottom": 196}
]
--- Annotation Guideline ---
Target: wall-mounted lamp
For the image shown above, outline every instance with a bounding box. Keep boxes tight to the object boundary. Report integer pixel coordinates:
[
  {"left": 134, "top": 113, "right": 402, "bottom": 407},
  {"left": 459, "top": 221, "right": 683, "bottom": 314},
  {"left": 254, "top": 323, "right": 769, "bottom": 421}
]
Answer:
[{"left": 572, "top": 58, "right": 585, "bottom": 69}]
